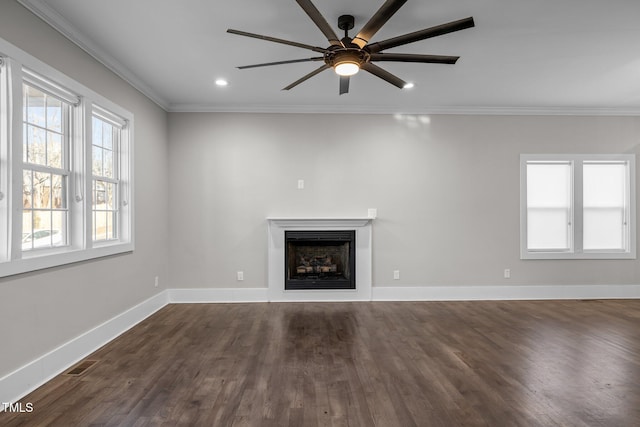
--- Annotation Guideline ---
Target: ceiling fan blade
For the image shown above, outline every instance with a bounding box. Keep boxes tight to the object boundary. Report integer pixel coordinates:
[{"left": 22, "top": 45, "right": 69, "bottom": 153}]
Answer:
[
  {"left": 369, "top": 53, "right": 459, "bottom": 64},
  {"left": 282, "top": 64, "right": 332, "bottom": 90},
  {"left": 238, "top": 57, "right": 325, "bottom": 70},
  {"left": 295, "top": 0, "right": 343, "bottom": 47},
  {"left": 339, "top": 76, "right": 350, "bottom": 95},
  {"left": 352, "top": 0, "right": 407, "bottom": 49},
  {"left": 361, "top": 62, "right": 406, "bottom": 89},
  {"left": 227, "top": 29, "right": 327, "bottom": 53},
  {"left": 366, "top": 16, "right": 475, "bottom": 53}
]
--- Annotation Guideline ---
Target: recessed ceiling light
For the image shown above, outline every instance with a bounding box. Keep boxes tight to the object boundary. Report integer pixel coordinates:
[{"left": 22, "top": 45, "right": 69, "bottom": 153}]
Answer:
[
  {"left": 215, "top": 79, "right": 228, "bottom": 87},
  {"left": 403, "top": 82, "right": 415, "bottom": 89}
]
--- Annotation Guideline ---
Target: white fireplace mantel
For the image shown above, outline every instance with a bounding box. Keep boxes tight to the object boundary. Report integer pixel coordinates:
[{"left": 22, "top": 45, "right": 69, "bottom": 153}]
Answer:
[{"left": 267, "top": 217, "right": 373, "bottom": 302}]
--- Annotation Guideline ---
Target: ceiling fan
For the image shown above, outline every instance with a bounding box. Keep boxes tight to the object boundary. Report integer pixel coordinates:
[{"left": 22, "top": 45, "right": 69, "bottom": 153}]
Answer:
[{"left": 227, "top": 0, "right": 474, "bottom": 95}]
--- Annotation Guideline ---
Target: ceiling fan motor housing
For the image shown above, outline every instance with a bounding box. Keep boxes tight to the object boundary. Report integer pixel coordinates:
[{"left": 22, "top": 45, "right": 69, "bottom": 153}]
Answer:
[{"left": 325, "top": 48, "right": 370, "bottom": 69}]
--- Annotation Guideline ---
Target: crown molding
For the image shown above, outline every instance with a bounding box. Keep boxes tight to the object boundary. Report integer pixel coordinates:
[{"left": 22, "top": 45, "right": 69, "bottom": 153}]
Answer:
[
  {"left": 17, "top": 0, "right": 170, "bottom": 111},
  {"left": 168, "top": 103, "right": 640, "bottom": 116}
]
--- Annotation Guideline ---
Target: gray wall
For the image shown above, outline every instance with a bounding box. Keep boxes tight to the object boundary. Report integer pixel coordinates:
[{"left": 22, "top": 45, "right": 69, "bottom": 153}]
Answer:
[
  {"left": 168, "top": 113, "right": 640, "bottom": 289},
  {"left": 0, "top": 1, "right": 170, "bottom": 377}
]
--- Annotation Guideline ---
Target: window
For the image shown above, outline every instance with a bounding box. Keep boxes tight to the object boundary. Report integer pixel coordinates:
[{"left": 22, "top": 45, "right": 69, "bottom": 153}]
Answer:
[
  {"left": 92, "top": 114, "right": 119, "bottom": 242},
  {"left": 520, "top": 154, "right": 635, "bottom": 259},
  {"left": 0, "top": 37, "right": 133, "bottom": 277},
  {"left": 22, "top": 84, "right": 70, "bottom": 251}
]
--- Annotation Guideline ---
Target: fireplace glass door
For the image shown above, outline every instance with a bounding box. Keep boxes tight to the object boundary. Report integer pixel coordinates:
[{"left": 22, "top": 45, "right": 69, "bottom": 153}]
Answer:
[{"left": 285, "top": 230, "right": 356, "bottom": 290}]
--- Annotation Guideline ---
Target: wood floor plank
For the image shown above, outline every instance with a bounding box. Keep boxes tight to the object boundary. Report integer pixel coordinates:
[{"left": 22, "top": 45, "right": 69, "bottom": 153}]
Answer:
[{"left": 1, "top": 300, "right": 639, "bottom": 426}]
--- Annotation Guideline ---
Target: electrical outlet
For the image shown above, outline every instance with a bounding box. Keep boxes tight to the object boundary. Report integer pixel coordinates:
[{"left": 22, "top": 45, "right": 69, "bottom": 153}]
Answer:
[
  {"left": 504, "top": 269, "right": 511, "bottom": 279},
  {"left": 297, "top": 179, "right": 304, "bottom": 190},
  {"left": 237, "top": 271, "right": 244, "bottom": 281},
  {"left": 393, "top": 270, "right": 400, "bottom": 280},
  {"left": 154, "top": 276, "right": 159, "bottom": 287}
]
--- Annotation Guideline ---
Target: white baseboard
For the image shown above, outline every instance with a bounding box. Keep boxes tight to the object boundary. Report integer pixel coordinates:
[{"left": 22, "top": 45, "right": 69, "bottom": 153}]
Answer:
[
  {"left": 0, "top": 290, "right": 169, "bottom": 406},
  {"left": 168, "top": 287, "right": 268, "bottom": 303},
  {"left": 168, "top": 284, "right": 640, "bottom": 303},
  {"left": 372, "top": 284, "right": 640, "bottom": 301}
]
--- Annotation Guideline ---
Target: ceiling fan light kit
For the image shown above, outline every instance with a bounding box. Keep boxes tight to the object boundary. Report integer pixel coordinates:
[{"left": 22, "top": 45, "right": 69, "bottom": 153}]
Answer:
[
  {"left": 334, "top": 61, "right": 360, "bottom": 77},
  {"left": 227, "top": 0, "right": 474, "bottom": 94}
]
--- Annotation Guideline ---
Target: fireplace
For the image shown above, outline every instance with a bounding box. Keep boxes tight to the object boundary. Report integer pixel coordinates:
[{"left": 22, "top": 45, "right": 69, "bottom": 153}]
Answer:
[
  {"left": 267, "top": 217, "right": 372, "bottom": 301},
  {"left": 285, "top": 230, "right": 356, "bottom": 290}
]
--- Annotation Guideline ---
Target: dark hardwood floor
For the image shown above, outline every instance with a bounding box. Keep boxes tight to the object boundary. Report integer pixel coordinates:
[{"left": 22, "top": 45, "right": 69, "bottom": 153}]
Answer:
[{"left": 2, "top": 300, "right": 639, "bottom": 426}]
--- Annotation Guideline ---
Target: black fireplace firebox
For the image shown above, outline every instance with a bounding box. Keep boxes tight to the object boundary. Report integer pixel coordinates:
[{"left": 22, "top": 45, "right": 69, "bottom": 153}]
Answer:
[{"left": 285, "top": 230, "right": 356, "bottom": 290}]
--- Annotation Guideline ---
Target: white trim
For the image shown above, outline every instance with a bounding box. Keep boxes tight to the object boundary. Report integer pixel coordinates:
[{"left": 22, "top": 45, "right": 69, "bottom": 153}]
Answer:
[
  {"left": 0, "top": 291, "right": 168, "bottom": 406},
  {"left": 266, "top": 217, "right": 372, "bottom": 228},
  {"left": 0, "top": 243, "right": 134, "bottom": 278},
  {"left": 168, "top": 103, "right": 640, "bottom": 116},
  {"left": 372, "top": 284, "right": 640, "bottom": 301},
  {"left": 267, "top": 217, "right": 373, "bottom": 302},
  {"left": 0, "top": 55, "right": 11, "bottom": 261},
  {"left": 168, "top": 288, "right": 268, "bottom": 303},
  {"left": 167, "top": 284, "right": 640, "bottom": 303}
]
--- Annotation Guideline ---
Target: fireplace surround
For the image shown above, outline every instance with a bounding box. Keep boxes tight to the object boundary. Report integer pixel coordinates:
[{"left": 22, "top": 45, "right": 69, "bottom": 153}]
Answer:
[{"left": 267, "top": 217, "right": 373, "bottom": 301}]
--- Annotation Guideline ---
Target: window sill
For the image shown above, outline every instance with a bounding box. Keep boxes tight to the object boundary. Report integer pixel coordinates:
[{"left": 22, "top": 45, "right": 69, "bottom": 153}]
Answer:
[
  {"left": 0, "top": 242, "right": 134, "bottom": 278},
  {"left": 521, "top": 250, "right": 636, "bottom": 260}
]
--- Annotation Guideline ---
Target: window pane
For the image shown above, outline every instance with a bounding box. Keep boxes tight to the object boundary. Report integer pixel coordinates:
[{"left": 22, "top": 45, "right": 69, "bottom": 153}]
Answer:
[
  {"left": 103, "top": 124, "right": 113, "bottom": 149},
  {"left": 583, "top": 163, "right": 627, "bottom": 250},
  {"left": 25, "top": 85, "right": 46, "bottom": 127},
  {"left": 584, "top": 209, "right": 624, "bottom": 250},
  {"left": 50, "top": 211, "right": 67, "bottom": 247},
  {"left": 47, "top": 131, "right": 62, "bottom": 168},
  {"left": 23, "top": 170, "right": 33, "bottom": 208},
  {"left": 46, "top": 96, "right": 62, "bottom": 132},
  {"left": 103, "top": 149, "right": 114, "bottom": 178},
  {"left": 92, "top": 116, "right": 103, "bottom": 147},
  {"left": 26, "top": 125, "right": 46, "bottom": 165},
  {"left": 92, "top": 146, "right": 103, "bottom": 176},
  {"left": 93, "top": 180, "right": 105, "bottom": 209},
  {"left": 528, "top": 209, "right": 570, "bottom": 250},
  {"left": 106, "top": 182, "right": 115, "bottom": 210},
  {"left": 51, "top": 174, "right": 66, "bottom": 209},
  {"left": 32, "top": 172, "right": 52, "bottom": 209},
  {"left": 21, "top": 210, "right": 66, "bottom": 250},
  {"left": 107, "top": 210, "right": 116, "bottom": 239},
  {"left": 22, "top": 211, "right": 33, "bottom": 251},
  {"left": 527, "top": 163, "right": 571, "bottom": 250},
  {"left": 583, "top": 163, "right": 626, "bottom": 207},
  {"left": 527, "top": 163, "right": 571, "bottom": 207},
  {"left": 94, "top": 210, "right": 107, "bottom": 241},
  {"left": 92, "top": 211, "right": 97, "bottom": 241}
]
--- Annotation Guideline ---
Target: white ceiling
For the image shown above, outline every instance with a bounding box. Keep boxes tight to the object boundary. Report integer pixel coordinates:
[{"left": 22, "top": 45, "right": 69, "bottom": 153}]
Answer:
[{"left": 17, "top": 0, "right": 640, "bottom": 114}]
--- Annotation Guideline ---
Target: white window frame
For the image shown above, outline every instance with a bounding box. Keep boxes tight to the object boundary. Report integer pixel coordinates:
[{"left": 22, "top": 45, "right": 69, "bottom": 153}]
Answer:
[
  {"left": 90, "top": 105, "right": 131, "bottom": 245},
  {"left": 0, "top": 37, "right": 134, "bottom": 278},
  {"left": 520, "top": 154, "right": 636, "bottom": 260},
  {"left": 21, "top": 77, "right": 75, "bottom": 255},
  {"left": 0, "top": 55, "right": 9, "bottom": 262}
]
